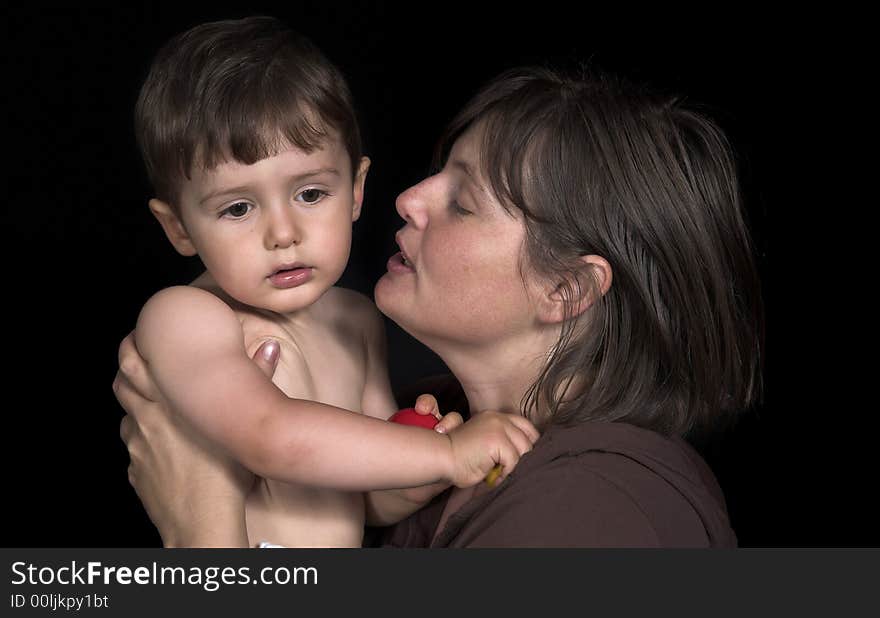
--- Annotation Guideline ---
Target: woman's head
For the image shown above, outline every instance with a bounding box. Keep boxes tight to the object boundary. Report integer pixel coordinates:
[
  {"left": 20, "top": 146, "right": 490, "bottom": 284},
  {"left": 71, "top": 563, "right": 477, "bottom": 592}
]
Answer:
[
  {"left": 375, "top": 125, "right": 537, "bottom": 349},
  {"left": 379, "top": 66, "right": 763, "bottom": 438}
]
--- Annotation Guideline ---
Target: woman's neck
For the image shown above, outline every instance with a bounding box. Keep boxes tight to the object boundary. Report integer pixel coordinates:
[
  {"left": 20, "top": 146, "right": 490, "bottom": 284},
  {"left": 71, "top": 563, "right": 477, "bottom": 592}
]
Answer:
[{"left": 435, "top": 329, "right": 558, "bottom": 417}]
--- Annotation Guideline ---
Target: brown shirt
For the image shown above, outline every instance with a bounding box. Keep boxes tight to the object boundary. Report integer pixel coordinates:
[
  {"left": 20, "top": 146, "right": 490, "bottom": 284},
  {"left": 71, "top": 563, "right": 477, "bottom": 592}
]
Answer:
[{"left": 378, "top": 420, "right": 737, "bottom": 547}]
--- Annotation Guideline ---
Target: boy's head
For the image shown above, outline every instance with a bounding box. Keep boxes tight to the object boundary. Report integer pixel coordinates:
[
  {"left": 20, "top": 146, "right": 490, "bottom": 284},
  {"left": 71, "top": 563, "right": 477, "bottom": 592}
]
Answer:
[
  {"left": 135, "top": 16, "right": 369, "bottom": 313},
  {"left": 135, "top": 15, "right": 362, "bottom": 209}
]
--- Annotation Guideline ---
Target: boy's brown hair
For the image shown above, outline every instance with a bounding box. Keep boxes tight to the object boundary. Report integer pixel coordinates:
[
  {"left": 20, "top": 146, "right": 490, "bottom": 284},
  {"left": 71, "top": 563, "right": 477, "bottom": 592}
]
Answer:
[{"left": 135, "top": 16, "right": 362, "bottom": 210}]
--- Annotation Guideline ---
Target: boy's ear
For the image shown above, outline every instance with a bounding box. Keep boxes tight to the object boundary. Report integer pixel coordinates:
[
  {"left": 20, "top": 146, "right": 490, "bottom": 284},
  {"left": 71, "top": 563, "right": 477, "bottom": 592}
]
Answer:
[
  {"left": 535, "top": 255, "right": 613, "bottom": 325},
  {"left": 351, "top": 156, "right": 371, "bottom": 222},
  {"left": 148, "top": 199, "right": 197, "bottom": 256}
]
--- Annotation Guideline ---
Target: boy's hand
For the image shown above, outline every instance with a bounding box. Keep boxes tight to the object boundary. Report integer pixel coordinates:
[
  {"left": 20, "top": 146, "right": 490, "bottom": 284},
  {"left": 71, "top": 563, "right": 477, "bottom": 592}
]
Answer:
[
  {"left": 445, "top": 412, "right": 539, "bottom": 488},
  {"left": 413, "top": 393, "right": 464, "bottom": 434},
  {"left": 394, "top": 394, "right": 465, "bottom": 505}
]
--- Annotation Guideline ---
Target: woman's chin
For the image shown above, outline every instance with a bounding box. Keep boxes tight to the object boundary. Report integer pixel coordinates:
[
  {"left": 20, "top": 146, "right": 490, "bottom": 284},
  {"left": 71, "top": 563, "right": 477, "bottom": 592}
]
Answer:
[
  {"left": 373, "top": 274, "right": 401, "bottom": 318},
  {"left": 374, "top": 277, "right": 422, "bottom": 334}
]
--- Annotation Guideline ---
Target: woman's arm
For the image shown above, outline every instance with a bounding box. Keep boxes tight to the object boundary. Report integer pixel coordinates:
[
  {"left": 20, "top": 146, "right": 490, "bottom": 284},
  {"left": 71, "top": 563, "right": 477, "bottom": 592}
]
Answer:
[{"left": 115, "top": 330, "right": 267, "bottom": 547}]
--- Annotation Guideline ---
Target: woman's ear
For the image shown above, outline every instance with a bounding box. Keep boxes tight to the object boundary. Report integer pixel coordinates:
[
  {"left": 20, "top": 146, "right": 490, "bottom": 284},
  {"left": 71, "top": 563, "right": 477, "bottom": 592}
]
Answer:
[
  {"left": 536, "top": 255, "right": 613, "bottom": 324},
  {"left": 352, "top": 156, "right": 371, "bottom": 222},
  {"left": 148, "top": 199, "right": 197, "bottom": 256}
]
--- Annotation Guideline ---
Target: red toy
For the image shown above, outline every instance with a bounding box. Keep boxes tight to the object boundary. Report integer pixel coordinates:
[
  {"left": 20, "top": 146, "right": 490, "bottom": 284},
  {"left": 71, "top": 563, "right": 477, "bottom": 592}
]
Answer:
[{"left": 389, "top": 407, "right": 439, "bottom": 430}]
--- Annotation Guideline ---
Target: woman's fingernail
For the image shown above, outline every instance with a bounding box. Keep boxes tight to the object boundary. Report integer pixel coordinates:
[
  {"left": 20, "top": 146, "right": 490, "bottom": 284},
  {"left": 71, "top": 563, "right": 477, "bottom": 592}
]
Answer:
[
  {"left": 434, "top": 425, "right": 447, "bottom": 434},
  {"left": 261, "top": 340, "right": 280, "bottom": 362}
]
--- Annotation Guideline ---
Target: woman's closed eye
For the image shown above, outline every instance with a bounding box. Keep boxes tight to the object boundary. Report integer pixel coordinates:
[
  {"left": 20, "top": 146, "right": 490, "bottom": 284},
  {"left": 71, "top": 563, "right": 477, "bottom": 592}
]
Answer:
[{"left": 448, "top": 200, "right": 472, "bottom": 216}]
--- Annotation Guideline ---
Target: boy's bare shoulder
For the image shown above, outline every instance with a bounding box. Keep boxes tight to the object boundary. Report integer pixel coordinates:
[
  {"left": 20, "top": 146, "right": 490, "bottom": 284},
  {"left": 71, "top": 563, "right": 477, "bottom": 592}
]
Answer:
[
  {"left": 141, "top": 285, "right": 231, "bottom": 319},
  {"left": 138, "top": 286, "right": 239, "bottom": 342}
]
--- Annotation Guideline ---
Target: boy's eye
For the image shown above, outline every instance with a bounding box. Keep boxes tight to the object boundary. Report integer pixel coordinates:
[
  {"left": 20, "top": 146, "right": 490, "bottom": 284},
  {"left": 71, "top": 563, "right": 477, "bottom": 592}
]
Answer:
[
  {"left": 297, "top": 188, "right": 328, "bottom": 205},
  {"left": 221, "top": 202, "right": 252, "bottom": 218}
]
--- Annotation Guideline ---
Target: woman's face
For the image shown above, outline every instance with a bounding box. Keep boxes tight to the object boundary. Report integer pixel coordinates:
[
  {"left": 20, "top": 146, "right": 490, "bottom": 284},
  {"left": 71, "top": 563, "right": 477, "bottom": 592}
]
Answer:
[{"left": 375, "top": 125, "right": 540, "bottom": 349}]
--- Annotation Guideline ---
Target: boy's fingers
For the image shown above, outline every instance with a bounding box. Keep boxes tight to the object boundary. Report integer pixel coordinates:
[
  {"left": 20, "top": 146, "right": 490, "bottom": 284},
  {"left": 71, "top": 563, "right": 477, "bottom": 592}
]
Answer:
[
  {"left": 494, "top": 443, "right": 520, "bottom": 484},
  {"left": 507, "top": 426, "right": 534, "bottom": 457},
  {"left": 486, "top": 427, "right": 533, "bottom": 487},
  {"left": 434, "top": 411, "right": 463, "bottom": 434},
  {"left": 507, "top": 415, "right": 541, "bottom": 444},
  {"left": 414, "top": 393, "right": 440, "bottom": 418},
  {"left": 252, "top": 339, "right": 280, "bottom": 378}
]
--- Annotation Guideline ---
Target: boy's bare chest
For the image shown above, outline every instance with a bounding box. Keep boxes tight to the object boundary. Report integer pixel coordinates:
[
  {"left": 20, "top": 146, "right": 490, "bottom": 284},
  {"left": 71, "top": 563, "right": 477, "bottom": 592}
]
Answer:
[{"left": 236, "top": 310, "right": 366, "bottom": 413}]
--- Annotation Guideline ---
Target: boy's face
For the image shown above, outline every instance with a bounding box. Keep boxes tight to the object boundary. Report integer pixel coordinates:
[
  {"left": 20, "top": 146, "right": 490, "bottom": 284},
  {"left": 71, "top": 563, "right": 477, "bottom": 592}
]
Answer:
[{"left": 151, "top": 135, "right": 369, "bottom": 314}]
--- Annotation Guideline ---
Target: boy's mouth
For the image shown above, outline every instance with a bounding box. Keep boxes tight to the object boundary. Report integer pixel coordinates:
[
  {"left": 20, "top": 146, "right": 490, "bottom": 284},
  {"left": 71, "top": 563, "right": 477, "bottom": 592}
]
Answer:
[
  {"left": 268, "top": 263, "right": 314, "bottom": 288},
  {"left": 269, "top": 262, "right": 310, "bottom": 277}
]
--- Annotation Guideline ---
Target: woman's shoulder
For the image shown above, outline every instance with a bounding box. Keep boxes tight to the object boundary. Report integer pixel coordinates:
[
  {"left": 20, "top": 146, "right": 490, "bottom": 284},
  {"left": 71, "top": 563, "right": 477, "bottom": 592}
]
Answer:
[
  {"left": 459, "top": 421, "right": 737, "bottom": 547},
  {"left": 536, "top": 421, "right": 722, "bottom": 494}
]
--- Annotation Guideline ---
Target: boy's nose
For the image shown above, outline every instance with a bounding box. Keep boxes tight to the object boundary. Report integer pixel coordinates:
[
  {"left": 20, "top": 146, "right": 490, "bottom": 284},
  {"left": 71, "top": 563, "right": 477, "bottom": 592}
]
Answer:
[
  {"left": 395, "top": 177, "right": 435, "bottom": 230},
  {"left": 264, "top": 207, "right": 301, "bottom": 249}
]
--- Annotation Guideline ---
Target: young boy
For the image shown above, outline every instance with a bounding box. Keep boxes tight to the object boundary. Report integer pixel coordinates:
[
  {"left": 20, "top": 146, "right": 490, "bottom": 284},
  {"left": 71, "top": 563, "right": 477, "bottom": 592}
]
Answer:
[{"left": 132, "top": 16, "right": 536, "bottom": 547}]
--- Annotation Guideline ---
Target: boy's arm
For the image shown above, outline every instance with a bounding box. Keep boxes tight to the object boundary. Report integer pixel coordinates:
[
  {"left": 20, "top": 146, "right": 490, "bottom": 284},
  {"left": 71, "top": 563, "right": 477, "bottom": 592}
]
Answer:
[
  {"left": 137, "top": 286, "right": 534, "bottom": 492},
  {"left": 364, "top": 396, "right": 455, "bottom": 525}
]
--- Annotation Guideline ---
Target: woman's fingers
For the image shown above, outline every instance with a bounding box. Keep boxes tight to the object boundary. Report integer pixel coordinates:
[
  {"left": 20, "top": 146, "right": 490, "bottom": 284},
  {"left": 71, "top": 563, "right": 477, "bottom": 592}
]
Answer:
[
  {"left": 252, "top": 339, "right": 280, "bottom": 378},
  {"left": 414, "top": 393, "right": 440, "bottom": 418},
  {"left": 119, "top": 414, "right": 134, "bottom": 444},
  {"left": 113, "top": 370, "right": 153, "bottom": 424},
  {"left": 120, "top": 414, "right": 145, "bottom": 490},
  {"left": 117, "top": 331, "right": 161, "bottom": 402}
]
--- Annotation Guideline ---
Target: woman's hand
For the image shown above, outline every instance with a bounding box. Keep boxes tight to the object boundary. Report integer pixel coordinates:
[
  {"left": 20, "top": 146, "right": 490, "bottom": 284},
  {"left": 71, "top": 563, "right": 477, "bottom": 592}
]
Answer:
[{"left": 114, "top": 332, "right": 280, "bottom": 547}]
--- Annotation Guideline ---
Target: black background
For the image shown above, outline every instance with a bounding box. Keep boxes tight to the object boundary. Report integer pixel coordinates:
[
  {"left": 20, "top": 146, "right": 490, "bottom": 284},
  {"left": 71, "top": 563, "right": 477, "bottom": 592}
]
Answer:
[{"left": 4, "top": 5, "right": 871, "bottom": 547}]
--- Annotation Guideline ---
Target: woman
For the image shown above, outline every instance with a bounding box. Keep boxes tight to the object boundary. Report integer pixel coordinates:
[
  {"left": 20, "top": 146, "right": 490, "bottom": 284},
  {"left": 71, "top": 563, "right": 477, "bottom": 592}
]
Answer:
[{"left": 115, "top": 66, "right": 763, "bottom": 547}]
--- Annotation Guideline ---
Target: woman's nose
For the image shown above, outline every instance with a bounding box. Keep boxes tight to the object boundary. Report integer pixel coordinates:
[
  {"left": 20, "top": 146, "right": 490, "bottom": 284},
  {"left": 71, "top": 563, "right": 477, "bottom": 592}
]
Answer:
[
  {"left": 395, "top": 177, "right": 434, "bottom": 229},
  {"left": 264, "top": 207, "right": 301, "bottom": 250}
]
